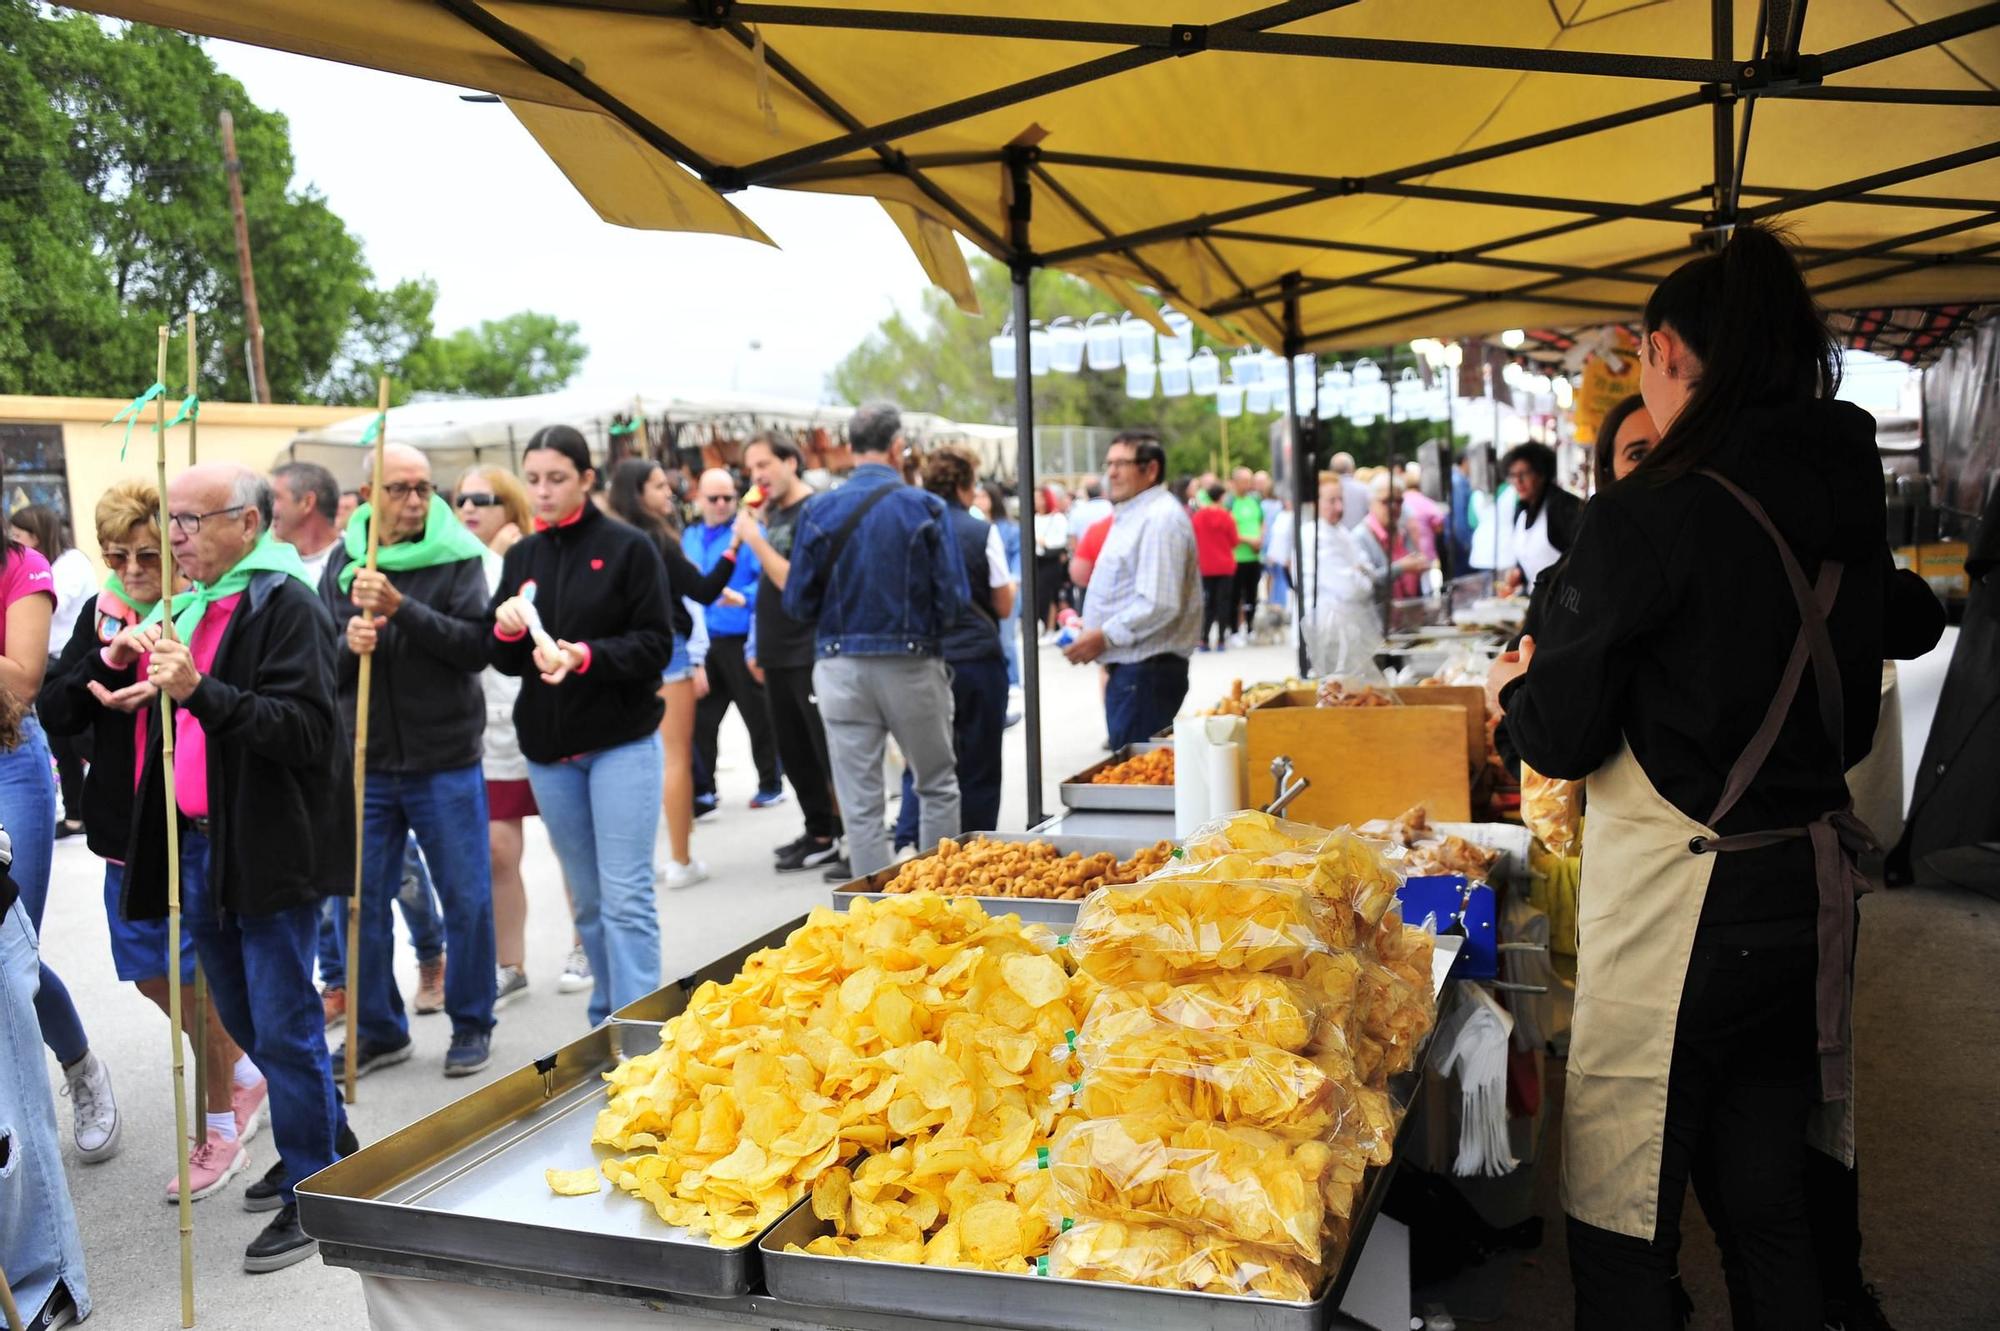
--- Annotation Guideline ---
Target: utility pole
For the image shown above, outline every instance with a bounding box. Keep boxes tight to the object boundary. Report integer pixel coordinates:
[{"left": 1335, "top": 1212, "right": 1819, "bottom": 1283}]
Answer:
[{"left": 218, "top": 110, "right": 271, "bottom": 404}]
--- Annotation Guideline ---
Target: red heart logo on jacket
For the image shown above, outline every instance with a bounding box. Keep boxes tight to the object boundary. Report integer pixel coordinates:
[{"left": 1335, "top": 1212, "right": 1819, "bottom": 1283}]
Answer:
[{"left": 591, "top": 559, "right": 604, "bottom": 570}]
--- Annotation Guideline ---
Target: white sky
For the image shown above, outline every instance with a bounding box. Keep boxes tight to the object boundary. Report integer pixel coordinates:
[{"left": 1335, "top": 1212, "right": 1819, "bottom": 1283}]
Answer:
[{"left": 207, "top": 41, "right": 940, "bottom": 403}]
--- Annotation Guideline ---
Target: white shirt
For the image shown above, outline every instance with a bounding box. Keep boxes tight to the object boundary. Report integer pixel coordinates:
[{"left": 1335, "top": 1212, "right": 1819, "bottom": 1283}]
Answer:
[
  {"left": 982, "top": 525, "right": 1012, "bottom": 590},
  {"left": 49, "top": 548, "right": 97, "bottom": 649},
  {"left": 297, "top": 537, "right": 343, "bottom": 590},
  {"left": 1033, "top": 511, "right": 1069, "bottom": 556},
  {"left": 1514, "top": 504, "right": 1563, "bottom": 589},
  {"left": 1301, "top": 520, "right": 1387, "bottom": 676},
  {"left": 1082, "top": 484, "right": 1202, "bottom": 663},
  {"left": 1070, "top": 496, "right": 1113, "bottom": 536},
  {"left": 476, "top": 548, "right": 527, "bottom": 780}
]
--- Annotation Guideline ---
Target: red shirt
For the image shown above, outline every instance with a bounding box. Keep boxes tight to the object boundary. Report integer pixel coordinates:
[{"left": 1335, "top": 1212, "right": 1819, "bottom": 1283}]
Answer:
[
  {"left": 175, "top": 594, "right": 242, "bottom": 818},
  {"left": 1190, "top": 504, "right": 1242, "bottom": 578},
  {"left": 1077, "top": 514, "right": 1114, "bottom": 565}
]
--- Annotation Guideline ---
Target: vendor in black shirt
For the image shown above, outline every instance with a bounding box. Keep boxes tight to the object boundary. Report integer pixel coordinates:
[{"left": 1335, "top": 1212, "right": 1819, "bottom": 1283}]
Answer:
[
  {"left": 1487, "top": 224, "right": 1944, "bottom": 1330},
  {"left": 734, "top": 435, "right": 846, "bottom": 875}
]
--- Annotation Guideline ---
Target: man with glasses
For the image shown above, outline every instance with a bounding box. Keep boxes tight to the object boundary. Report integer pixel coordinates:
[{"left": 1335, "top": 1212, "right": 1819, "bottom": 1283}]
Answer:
[
  {"left": 1061, "top": 432, "right": 1202, "bottom": 747},
  {"left": 684, "top": 468, "right": 783, "bottom": 814},
  {"left": 319, "top": 444, "right": 498, "bottom": 1082},
  {"left": 104, "top": 462, "right": 351, "bottom": 1271}
]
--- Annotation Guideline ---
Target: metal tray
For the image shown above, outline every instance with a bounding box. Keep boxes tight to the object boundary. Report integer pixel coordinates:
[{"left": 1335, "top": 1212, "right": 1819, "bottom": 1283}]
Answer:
[
  {"left": 608, "top": 916, "right": 806, "bottom": 1028},
  {"left": 830, "top": 832, "right": 1175, "bottom": 926},
  {"left": 296, "top": 1021, "right": 766, "bottom": 1299},
  {"left": 1059, "top": 741, "right": 1176, "bottom": 812}
]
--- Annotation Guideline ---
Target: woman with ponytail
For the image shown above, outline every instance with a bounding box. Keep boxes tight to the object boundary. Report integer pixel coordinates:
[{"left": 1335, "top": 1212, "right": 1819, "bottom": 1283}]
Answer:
[{"left": 1488, "top": 223, "right": 1944, "bottom": 1329}]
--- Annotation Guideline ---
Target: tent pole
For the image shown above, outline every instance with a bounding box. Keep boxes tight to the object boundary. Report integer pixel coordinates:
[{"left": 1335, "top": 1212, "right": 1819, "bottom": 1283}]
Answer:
[
  {"left": 1283, "top": 277, "right": 1310, "bottom": 677},
  {"left": 1007, "top": 151, "right": 1044, "bottom": 829}
]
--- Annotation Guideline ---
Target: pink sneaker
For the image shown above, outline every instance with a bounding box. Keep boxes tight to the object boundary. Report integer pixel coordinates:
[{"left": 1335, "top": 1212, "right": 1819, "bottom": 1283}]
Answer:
[
  {"left": 166, "top": 1129, "right": 248, "bottom": 1203},
  {"left": 234, "top": 1078, "right": 268, "bottom": 1145}
]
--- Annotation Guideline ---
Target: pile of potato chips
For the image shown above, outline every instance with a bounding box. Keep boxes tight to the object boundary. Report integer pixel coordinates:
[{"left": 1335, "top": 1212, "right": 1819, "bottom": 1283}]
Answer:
[
  {"left": 1044, "top": 810, "right": 1433, "bottom": 1302},
  {"left": 592, "top": 895, "right": 1084, "bottom": 1258}
]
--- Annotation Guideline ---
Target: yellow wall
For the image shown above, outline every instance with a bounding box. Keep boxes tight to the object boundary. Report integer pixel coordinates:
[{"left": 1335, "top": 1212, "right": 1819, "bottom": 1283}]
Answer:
[{"left": 0, "top": 396, "right": 353, "bottom": 568}]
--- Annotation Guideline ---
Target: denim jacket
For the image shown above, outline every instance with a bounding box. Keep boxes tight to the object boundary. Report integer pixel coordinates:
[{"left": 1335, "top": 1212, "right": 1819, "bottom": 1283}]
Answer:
[{"left": 783, "top": 463, "right": 969, "bottom": 658}]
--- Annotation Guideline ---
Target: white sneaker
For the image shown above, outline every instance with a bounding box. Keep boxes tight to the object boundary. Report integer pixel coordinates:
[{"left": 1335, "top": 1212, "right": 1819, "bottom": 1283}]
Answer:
[
  {"left": 663, "top": 858, "right": 709, "bottom": 890},
  {"left": 557, "top": 945, "right": 592, "bottom": 994},
  {"left": 63, "top": 1051, "right": 121, "bottom": 1163},
  {"left": 891, "top": 845, "right": 918, "bottom": 865}
]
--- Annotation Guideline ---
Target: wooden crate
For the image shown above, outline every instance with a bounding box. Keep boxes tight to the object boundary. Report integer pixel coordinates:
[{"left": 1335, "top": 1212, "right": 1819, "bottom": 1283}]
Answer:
[
  {"left": 1247, "top": 692, "right": 1471, "bottom": 826},
  {"left": 1390, "top": 685, "right": 1487, "bottom": 770}
]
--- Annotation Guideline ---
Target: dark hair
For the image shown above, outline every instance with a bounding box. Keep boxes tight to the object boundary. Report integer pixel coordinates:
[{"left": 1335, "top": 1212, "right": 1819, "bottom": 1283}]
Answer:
[
  {"left": 1501, "top": 442, "right": 1559, "bottom": 525},
  {"left": 1110, "top": 430, "right": 1166, "bottom": 489},
  {"left": 922, "top": 448, "right": 976, "bottom": 503},
  {"left": 1594, "top": 394, "right": 1649, "bottom": 491},
  {"left": 607, "top": 458, "right": 674, "bottom": 540},
  {"left": 1205, "top": 482, "right": 1227, "bottom": 503},
  {"left": 8, "top": 504, "right": 69, "bottom": 557},
  {"left": 745, "top": 433, "right": 802, "bottom": 470},
  {"left": 850, "top": 402, "right": 902, "bottom": 456},
  {"left": 1639, "top": 222, "right": 1839, "bottom": 478},
  {"left": 978, "top": 480, "right": 1012, "bottom": 523},
  {"left": 523, "top": 424, "right": 594, "bottom": 477},
  {"left": 273, "top": 462, "right": 339, "bottom": 522}
]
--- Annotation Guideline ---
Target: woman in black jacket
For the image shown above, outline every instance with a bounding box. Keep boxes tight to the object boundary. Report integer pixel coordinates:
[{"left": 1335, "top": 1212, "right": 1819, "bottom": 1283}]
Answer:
[
  {"left": 1500, "top": 439, "right": 1585, "bottom": 592},
  {"left": 490, "top": 428, "right": 674, "bottom": 1026},
  {"left": 605, "top": 458, "right": 739, "bottom": 890},
  {"left": 1488, "top": 224, "right": 1944, "bottom": 1329}
]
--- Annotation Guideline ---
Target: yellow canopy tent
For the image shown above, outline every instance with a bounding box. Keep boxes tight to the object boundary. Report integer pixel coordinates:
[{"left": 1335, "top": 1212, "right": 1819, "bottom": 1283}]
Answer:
[{"left": 76, "top": 0, "right": 2000, "bottom": 819}]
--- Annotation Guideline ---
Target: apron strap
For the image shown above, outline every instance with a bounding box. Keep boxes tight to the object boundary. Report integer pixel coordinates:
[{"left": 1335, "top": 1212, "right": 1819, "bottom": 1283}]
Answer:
[{"left": 1706, "top": 561, "right": 1842, "bottom": 828}]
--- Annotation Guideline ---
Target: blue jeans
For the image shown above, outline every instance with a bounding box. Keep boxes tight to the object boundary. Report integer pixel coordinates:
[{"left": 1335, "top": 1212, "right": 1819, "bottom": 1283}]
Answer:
[
  {"left": 894, "top": 658, "right": 1008, "bottom": 846},
  {"left": 318, "top": 833, "right": 445, "bottom": 989},
  {"left": 0, "top": 899, "right": 90, "bottom": 1321},
  {"left": 182, "top": 830, "right": 345, "bottom": 1204},
  {"left": 1104, "top": 654, "right": 1191, "bottom": 750},
  {"left": 527, "top": 734, "right": 663, "bottom": 1025},
  {"left": 356, "top": 767, "right": 496, "bottom": 1045},
  {"left": 1270, "top": 563, "right": 1292, "bottom": 610},
  {"left": 0, "top": 716, "right": 83, "bottom": 1065}
]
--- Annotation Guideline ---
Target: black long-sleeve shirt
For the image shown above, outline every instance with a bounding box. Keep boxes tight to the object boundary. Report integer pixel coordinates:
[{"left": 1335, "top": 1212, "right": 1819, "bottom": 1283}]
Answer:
[
  {"left": 1502, "top": 399, "right": 1944, "bottom": 933},
  {"left": 657, "top": 531, "right": 736, "bottom": 642}
]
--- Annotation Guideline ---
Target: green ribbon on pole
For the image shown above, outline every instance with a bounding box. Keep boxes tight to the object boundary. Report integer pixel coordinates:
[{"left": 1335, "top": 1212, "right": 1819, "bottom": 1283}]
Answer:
[
  {"left": 106, "top": 382, "right": 167, "bottom": 459},
  {"left": 156, "top": 394, "right": 200, "bottom": 432},
  {"left": 359, "top": 412, "right": 387, "bottom": 447},
  {"left": 608, "top": 419, "right": 639, "bottom": 437}
]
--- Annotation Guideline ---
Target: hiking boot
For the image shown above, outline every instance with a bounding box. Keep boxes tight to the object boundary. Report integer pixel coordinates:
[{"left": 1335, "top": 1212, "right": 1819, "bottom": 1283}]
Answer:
[{"left": 413, "top": 955, "right": 446, "bottom": 1015}]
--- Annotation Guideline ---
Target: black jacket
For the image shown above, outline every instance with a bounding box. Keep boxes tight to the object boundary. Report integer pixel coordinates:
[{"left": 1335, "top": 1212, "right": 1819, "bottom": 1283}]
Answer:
[
  {"left": 939, "top": 502, "right": 1003, "bottom": 663},
  {"left": 1503, "top": 400, "right": 1944, "bottom": 932},
  {"left": 320, "top": 544, "right": 490, "bottom": 773},
  {"left": 115, "top": 571, "right": 352, "bottom": 920},
  {"left": 658, "top": 534, "right": 736, "bottom": 642},
  {"left": 40, "top": 594, "right": 145, "bottom": 861},
  {"left": 488, "top": 503, "right": 674, "bottom": 764}
]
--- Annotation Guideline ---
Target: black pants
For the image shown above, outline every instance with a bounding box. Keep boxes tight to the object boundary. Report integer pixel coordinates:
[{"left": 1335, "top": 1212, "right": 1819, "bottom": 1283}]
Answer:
[
  {"left": 1200, "top": 574, "right": 1234, "bottom": 648},
  {"left": 1231, "top": 559, "right": 1263, "bottom": 633},
  {"left": 49, "top": 731, "right": 86, "bottom": 829},
  {"left": 761, "top": 662, "right": 841, "bottom": 840},
  {"left": 1033, "top": 552, "right": 1067, "bottom": 628},
  {"left": 1569, "top": 939, "right": 1821, "bottom": 1331},
  {"left": 693, "top": 635, "right": 780, "bottom": 799},
  {"left": 893, "top": 656, "right": 1007, "bottom": 845}
]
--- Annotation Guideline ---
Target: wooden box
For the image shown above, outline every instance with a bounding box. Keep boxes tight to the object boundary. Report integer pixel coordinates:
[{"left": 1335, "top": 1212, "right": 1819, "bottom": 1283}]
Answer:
[
  {"left": 1390, "top": 685, "right": 1487, "bottom": 769},
  {"left": 1247, "top": 690, "right": 1472, "bottom": 826}
]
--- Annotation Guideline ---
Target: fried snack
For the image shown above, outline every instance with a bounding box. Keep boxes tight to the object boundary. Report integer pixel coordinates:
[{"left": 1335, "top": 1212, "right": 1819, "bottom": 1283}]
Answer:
[
  {"left": 1071, "top": 1012, "right": 1350, "bottom": 1140},
  {"left": 1068, "top": 877, "right": 1334, "bottom": 985},
  {"left": 1521, "top": 763, "right": 1583, "bottom": 855},
  {"left": 880, "top": 836, "right": 1173, "bottom": 901},
  {"left": 1315, "top": 679, "right": 1398, "bottom": 708},
  {"left": 1080, "top": 973, "right": 1331, "bottom": 1054},
  {"left": 593, "top": 895, "right": 1085, "bottom": 1246},
  {"left": 1089, "top": 748, "right": 1175, "bottom": 786},
  {"left": 545, "top": 1167, "right": 603, "bottom": 1196},
  {"left": 1047, "top": 1218, "right": 1321, "bottom": 1302},
  {"left": 1048, "top": 1114, "right": 1329, "bottom": 1262},
  {"left": 1198, "top": 677, "right": 1305, "bottom": 718},
  {"left": 1357, "top": 804, "right": 1503, "bottom": 882}
]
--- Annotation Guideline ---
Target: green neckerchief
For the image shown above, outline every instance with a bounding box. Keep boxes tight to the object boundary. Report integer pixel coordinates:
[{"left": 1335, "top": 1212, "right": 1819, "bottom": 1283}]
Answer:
[
  {"left": 142, "top": 531, "right": 314, "bottom": 640},
  {"left": 337, "top": 493, "right": 487, "bottom": 593},
  {"left": 100, "top": 572, "right": 158, "bottom": 621}
]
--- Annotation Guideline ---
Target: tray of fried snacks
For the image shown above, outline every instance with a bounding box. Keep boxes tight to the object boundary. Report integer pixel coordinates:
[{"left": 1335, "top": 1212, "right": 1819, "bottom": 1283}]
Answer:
[
  {"left": 1061, "top": 742, "right": 1176, "bottom": 812},
  {"left": 1200, "top": 678, "right": 1308, "bottom": 718},
  {"left": 1315, "top": 679, "right": 1400, "bottom": 708},
  {"left": 832, "top": 833, "right": 1175, "bottom": 924},
  {"left": 1357, "top": 804, "right": 1518, "bottom": 883}
]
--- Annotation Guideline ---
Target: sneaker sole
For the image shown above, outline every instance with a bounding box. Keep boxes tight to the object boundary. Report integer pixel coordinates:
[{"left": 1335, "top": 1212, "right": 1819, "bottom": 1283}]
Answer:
[
  {"left": 167, "top": 1148, "right": 250, "bottom": 1204},
  {"left": 413, "top": 1000, "right": 445, "bottom": 1015},
  {"left": 493, "top": 984, "right": 530, "bottom": 1010},
  {"left": 74, "top": 1113, "right": 122, "bottom": 1165},
  {"left": 244, "top": 1237, "right": 319, "bottom": 1274},
  {"left": 243, "top": 1188, "right": 286, "bottom": 1213},
  {"left": 444, "top": 1055, "right": 491, "bottom": 1078},
  {"left": 342, "top": 1045, "right": 414, "bottom": 1079},
  {"left": 555, "top": 975, "right": 592, "bottom": 994}
]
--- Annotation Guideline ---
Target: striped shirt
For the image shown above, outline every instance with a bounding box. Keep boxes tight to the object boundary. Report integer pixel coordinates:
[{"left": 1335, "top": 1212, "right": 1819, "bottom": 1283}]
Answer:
[{"left": 1083, "top": 483, "right": 1202, "bottom": 664}]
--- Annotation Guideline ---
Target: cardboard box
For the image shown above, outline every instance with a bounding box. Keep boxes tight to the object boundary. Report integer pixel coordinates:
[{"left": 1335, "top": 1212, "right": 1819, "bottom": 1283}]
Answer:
[
  {"left": 1893, "top": 542, "right": 1969, "bottom": 598},
  {"left": 1246, "top": 690, "right": 1471, "bottom": 826}
]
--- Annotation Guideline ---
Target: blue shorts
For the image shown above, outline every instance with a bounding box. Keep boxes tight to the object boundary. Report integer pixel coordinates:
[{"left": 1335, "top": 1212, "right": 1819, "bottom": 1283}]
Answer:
[
  {"left": 102, "top": 860, "right": 196, "bottom": 984},
  {"left": 662, "top": 634, "right": 695, "bottom": 684}
]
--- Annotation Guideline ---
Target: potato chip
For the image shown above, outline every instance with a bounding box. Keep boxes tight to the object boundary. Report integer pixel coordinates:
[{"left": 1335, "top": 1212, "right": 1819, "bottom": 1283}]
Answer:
[
  {"left": 544, "top": 1167, "right": 602, "bottom": 1196},
  {"left": 1001, "top": 953, "right": 1069, "bottom": 1009},
  {"left": 1047, "top": 1218, "right": 1321, "bottom": 1303}
]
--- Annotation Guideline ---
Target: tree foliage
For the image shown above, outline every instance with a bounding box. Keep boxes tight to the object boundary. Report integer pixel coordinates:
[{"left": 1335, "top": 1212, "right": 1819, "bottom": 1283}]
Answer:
[
  {"left": 0, "top": 4, "right": 587, "bottom": 405},
  {"left": 828, "top": 254, "right": 1440, "bottom": 482}
]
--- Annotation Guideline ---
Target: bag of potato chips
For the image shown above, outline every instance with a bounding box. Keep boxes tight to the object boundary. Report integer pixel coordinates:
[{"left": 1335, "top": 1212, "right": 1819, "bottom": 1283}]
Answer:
[
  {"left": 1079, "top": 973, "right": 1334, "bottom": 1055},
  {"left": 1046, "top": 1217, "right": 1321, "bottom": 1302},
  {"left": 1067, "top": 877, "right": 1336, "bottom": 985}
]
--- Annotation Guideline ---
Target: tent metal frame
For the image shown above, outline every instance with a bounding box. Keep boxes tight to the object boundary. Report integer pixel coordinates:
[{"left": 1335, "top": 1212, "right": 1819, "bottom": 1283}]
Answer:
[{"left": 429, "top": 0, "right": 2000, "bottom": 823}]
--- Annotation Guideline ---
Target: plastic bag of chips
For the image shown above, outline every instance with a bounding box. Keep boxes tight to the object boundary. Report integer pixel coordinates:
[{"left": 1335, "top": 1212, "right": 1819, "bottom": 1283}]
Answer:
[
  {"left": 1047, "top": 1114, "right": 1329, "bottom": 1262},
  {"left": 1067, "top": 877, "right": 1334, "bottom": 985},
  {"left": 1170, "top": 812, "right": 1405, "bottom": 945},
  {"left": 1079, "top": 972, "right": 1333, "bottom": 1055},
  {"left": 1046, "top": 1218, "right": 1321, "bottom": 1302},
  {"left": 1522, "top": 763, "right": 1583, "bottom": 856},
  {"left": 1068, "top": 1010, "right": 1351, "bottom": 1140}
]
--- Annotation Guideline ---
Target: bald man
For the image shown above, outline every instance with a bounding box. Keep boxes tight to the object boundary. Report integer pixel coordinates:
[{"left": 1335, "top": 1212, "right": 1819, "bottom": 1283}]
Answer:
[
  {"left": 320, "top": 443, "right": 497, "bottom": 1082},
  {"left": 683, "top": 467, "right": 782, "bottom": 810},
  {"left": 106, "top": 462, "right": 353, "bottom": 1271}
]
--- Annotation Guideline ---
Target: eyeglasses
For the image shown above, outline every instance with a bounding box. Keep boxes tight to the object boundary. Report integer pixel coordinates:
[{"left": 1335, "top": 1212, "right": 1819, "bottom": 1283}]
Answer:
[
  {"left": 383, "top": 482, "right": 435, "bottom": 502},
  {"left": 456, "top": 493, "right": 503, "bottom": 509},
  {"left": 101, "top": 548, "right": 163, "bottom": 569},
  {"left": 701, "top": 493, "right": 737, "bottom": 503},
  {"left": 166, "top": 505, "right": 247, "bottom": 536},
  {"left": 1104, "top": 458, "right": 1138, "bottom": 471}
]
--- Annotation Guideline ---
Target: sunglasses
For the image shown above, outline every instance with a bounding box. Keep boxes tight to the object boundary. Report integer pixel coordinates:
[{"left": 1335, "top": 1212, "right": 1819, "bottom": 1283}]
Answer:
[
  {"left": 101, "top": 548, "right": 163, "bottom": 569},
  {"left": 456, "top": 493, "right": 503, "bottom": 508}
]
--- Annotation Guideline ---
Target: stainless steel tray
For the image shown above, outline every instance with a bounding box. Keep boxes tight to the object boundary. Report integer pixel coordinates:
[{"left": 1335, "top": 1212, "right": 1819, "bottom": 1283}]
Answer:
[
  {"left": 608, "top": 916, "right": 806, "bottom": 1028},
  {"left": 296, "top": 1021, "right": 765, "bottom": 1298},
  {"left": 1059, "top": 741, "right": 1176, "bottom": 812},
  {"left": 830, "top": 832, "right": 1174, "bottom": 926}
]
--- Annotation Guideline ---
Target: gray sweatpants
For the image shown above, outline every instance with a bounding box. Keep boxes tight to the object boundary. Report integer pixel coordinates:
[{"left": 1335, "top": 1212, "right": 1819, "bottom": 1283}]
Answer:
[{"left": 812, "top": 655, "right": 961, "bottom": 876}]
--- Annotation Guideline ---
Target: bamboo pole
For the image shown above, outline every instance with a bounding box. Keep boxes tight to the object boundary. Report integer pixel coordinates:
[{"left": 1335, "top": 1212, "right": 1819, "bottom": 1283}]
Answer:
[
  {"left": 0, "top": 1257, "right": 22, "bottom": 1331},
  {"left": 342, "top": 375, "right": 390, "bottom": 1103},
  {"left": 154, "top": 323, "right": 196, "bottom": 1328},
  {"left": 184, "top": 314, "right": 210, "bottom": 1136}
]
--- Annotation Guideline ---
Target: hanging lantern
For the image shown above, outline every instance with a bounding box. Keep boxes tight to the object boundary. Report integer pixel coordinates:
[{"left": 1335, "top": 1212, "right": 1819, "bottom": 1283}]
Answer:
[
  {"left": 1028, "top": 322, "right": 1051, "bottom": 377},
  {"left": 1084, "top": 313, "right": 1123, "bottom": 371},
  {"left": 1159, "top": 309, "right": 1195, "bottom": 362},
  {"left": 1047, "top": 317, "right": 1086, "bottom": 374},
  {"left": 1229, "top": 347, "right": 1263, "bottom": 385},
  {"left": 1188, "top": 347, "right": 1222, "bottom": 395},
  {"left": 1124, "top": 359, "right": 1156, "bottom": 400},
  {"left": 1317, "top": 371, "right": 1347, "bottom": 419},
  {"left": 1258, "top": 350, "right": 1289, "bottom": 385},
  {"left": 989, "top": 323, "right": 1016, "bottom": 380},
  {"left": 1216, "top": 383, "right": 1244, "bottom": 418},
  {"left": 1246, "top": 383, "right": 1273, "bottom": 413},
  {"left": 1118, "top": 313, "right": 1155, "bottom": 363},
  {"left": 1159, "top": 356, "right": 1192, "bottom": 397}
]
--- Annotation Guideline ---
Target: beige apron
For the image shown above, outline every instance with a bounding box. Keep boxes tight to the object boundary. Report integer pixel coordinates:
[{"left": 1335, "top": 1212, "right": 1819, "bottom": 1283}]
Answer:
[{"left": 1561, "top": 470, "right": 1869, "bottom": 1240}]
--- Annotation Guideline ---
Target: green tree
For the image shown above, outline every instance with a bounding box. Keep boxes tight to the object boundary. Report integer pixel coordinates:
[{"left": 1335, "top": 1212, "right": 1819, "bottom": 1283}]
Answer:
[{"left": 403, "top": 310, "right": 587, "bottom": 400}]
